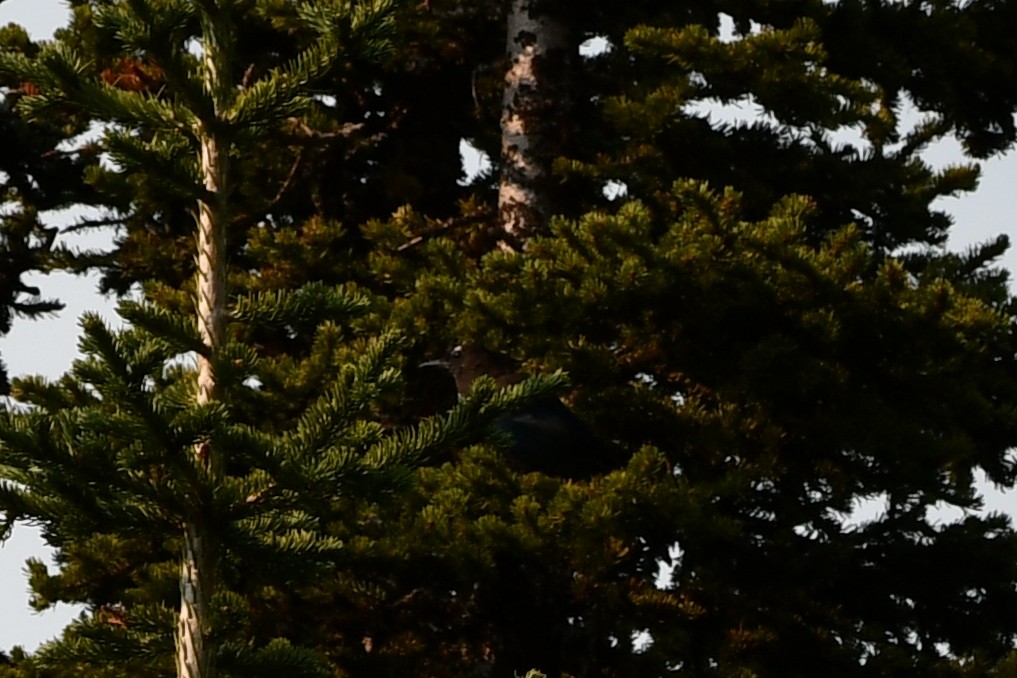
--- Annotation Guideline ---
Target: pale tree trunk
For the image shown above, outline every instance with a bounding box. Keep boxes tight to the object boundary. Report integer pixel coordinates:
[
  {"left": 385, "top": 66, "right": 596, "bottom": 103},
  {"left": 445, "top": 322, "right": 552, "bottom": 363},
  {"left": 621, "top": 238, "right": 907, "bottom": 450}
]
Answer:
[
  {"left": 498, "top": 0, "right": 571, "bottom": 250},
  {"left": 490, "top": 4, "right": 574, "bottom": 673},
  {"left": 177, "top": 15, "right": 231, "bottom": 678}
]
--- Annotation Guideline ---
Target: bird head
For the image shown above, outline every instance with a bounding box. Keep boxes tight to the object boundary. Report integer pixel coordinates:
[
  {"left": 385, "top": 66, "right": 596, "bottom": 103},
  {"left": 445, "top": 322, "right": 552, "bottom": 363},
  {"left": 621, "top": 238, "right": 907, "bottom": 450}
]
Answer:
[{"left": 420, "top": 344, "right": 525, "bottom": 394}]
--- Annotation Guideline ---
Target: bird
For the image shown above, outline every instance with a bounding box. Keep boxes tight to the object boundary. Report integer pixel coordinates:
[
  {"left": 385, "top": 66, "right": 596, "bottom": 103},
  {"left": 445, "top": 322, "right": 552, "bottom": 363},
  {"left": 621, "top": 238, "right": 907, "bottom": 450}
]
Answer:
[{"left": 420, "top": 344, "right": 623, "bottom": 479}]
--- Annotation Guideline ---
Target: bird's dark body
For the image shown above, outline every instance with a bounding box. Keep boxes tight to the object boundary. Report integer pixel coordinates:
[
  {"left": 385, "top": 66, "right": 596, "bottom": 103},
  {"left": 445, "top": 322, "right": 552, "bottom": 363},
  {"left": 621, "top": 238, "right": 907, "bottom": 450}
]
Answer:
[
  {"left": 422, "top": 345, "right": 622, "bottom": 478},
  {"left": 491, "top": 397, "right": 617, "bottom": 477}
]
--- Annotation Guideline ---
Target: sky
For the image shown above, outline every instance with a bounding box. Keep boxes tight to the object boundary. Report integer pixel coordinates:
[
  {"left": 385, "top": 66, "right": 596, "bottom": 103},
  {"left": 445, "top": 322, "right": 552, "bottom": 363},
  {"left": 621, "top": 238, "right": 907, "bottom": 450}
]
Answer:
[{"left": 3, "top": 0, "right": 1017, "bottom": 656}]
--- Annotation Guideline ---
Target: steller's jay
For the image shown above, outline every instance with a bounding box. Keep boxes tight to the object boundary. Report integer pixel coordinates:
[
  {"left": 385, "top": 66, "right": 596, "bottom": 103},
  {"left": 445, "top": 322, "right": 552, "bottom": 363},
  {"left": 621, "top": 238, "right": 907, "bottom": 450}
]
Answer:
[{"left": 421, "top": 345, "right": 623, "bottom": 479}]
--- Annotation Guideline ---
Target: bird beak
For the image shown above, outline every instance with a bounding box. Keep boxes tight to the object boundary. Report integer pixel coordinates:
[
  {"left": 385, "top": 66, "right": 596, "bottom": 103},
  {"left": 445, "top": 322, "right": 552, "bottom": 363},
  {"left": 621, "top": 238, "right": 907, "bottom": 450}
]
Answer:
[{"left": 418, "top": 359, "right": 449, "bottom": 369}]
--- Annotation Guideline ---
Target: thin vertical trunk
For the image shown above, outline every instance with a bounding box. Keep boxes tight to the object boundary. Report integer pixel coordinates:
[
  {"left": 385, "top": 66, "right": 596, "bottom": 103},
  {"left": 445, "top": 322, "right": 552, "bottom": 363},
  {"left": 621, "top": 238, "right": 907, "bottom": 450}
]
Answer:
[
  {"left": 177, "top": 14, "right": 231, "bottom": 678},
  {"left": 498, "top": 0, "right": 570, "bottom": 250},
  {"left": 177, "top": 129, "right": 228, "bottom": 678}
]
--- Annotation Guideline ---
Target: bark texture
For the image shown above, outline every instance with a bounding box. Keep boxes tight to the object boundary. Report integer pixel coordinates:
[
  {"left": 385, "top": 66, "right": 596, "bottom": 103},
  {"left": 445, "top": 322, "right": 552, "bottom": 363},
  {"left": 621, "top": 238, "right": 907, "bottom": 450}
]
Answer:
[
  {"left": 177, "top": 19, "right": 231, "bottom": 678},
  {"left": 177, "top": 129, "right": 227, "bottom": 678},
  {"left": 498, "top": 0, "right": 571, "bottom": 249}
]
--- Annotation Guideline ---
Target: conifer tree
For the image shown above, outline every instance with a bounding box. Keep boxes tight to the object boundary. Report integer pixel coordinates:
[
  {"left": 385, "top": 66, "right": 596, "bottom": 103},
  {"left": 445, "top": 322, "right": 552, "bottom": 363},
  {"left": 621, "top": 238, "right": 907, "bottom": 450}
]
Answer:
[
  {"left": 351, "top": 2, "right": 1017, "bottom": 675},
  {"left": 7, "top": 1, "right": 1017, "bottom": 677},
  {"left": 0, "top": 2, "right": 556, "bottom": 676},
  {"left": 0, "top": 23, "right": 102, "bottom": 394}
]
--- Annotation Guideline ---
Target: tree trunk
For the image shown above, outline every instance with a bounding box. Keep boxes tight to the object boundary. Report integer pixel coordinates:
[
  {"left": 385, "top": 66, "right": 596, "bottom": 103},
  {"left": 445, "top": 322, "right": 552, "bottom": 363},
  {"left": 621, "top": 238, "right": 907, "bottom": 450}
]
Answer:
[
  {"left": 176, "top": 129, "right": 228, "bottom": 678},
  {"left": 498, "top": 0, "right": 571, "bottom": 250},
  {"left": 177, "top": 17, "right": 231, "bottom": 678},
  {"left": 493, "top": 5, "right": 574, "bottom": 672}
]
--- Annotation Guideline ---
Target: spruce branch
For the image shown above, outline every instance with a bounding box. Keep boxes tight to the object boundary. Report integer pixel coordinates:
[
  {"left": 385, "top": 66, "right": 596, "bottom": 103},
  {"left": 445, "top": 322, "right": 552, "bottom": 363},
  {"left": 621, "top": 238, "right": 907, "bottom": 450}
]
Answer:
[
  {"left": 228, "top": 0, "right": 395, "bottom": 129},
  {"left": 60, "top": 215, "right": 129, "bottom": 233},
  {"left": 227, "top": 38, "right": 335, "bottom": 129},
  {"left": 103, "top": 129, "right": 203, "bottom": 200},
  {"left": 217, "top": 638, "right": 330, "bottom": 678},
  {"left": 109, "top": 0, "right": 209, "bottom": 115},
  {"left": 33, "top": 603, "right": 175, "bottom": 667},
  {"left": 117, "top": 300, "right": 205, "bottom": 355},
  {"left": 231, "top": 282, "right": 372, "bottom": 328},
  {"left": 395, "top": 212, "right": 494, "bottom": 252},
  {"left": 10, "top": 44, "right": 195, "bottom": 131}
]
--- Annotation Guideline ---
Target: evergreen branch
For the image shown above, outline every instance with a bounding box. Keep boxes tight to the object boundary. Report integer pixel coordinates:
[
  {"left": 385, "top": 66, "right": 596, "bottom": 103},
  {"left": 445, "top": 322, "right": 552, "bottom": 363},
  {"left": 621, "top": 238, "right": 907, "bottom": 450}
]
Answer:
[
  {"left": 34, "top": 606, "right": 174, "bottom": 667},
  {"left": 60, "top": 215, "right": 128, "bottom": 233},
  {"left": 81, "top": 84, "right": 194, "bottom": 132},
  {"left": 218, "top": 638, "right": 330, "bottom": 678},
  {"left": 114, "top": 0, "right": 210, "bottom": 116},
  {"left": 229, "top": 513, "right": 345, "bottom": 560},
  {"left": 8, "top": 374, "right": 101, "bottom": 410},
  {"left": 17, "top": 45, "right": 196, "bottom": 131},
  {"left": 0, "top": 49, "right": 63, "bottom": 91},
  {"left": 117, "top": 300, "right": 205, "bottom": 355},
  {"left": 298, "top": 0, "right": 396, "bottom": 59},
  {"left": 11, "top": 298, "right": 63, "bottom": 317},
  {"left": 229, "top": 0, "right": 396, "bottom": 129},
  {"left": 231, "top": 282, "right": 372, "bottom": 328},
  {"left": 100, "top": 0, "right": 195, "bottom": 52},
  {"left": 227, "top": 37, "right": 334, "bottom": 129},
  {"left": 170, "top": 401, "right": 229, "bottom": 458},
  {"left": 0, "top": 465, "right": 161, "bottom": 545},
  {"left": 282, "top": 445, "right": 361, "bottom": 494},
  {"left": 0, "top": 479, "right": 34, "bottom": 540},
  {"left": 103, "top": 129, "right": 203, "bottom": 200},
  {"left": 897, "top": 115, "right": 953, "bottom": 158},
  {"left": 75, "top": 315, "right": 137, "bottom": 388},
  {"left": 216, "top": 469, "right": 277, "bottom": 514},
  {"left": 211, "top": 340, "right": 261, "bottom": 390},
  {"left": 220, "top": 483, "right": 303, "bottom": 526},
  {"left": 276, "top": 334, "right": 402, "bottom": 480},
  {"left": 218, "top": 424, "right": 277, "bottom": 470},
  {"left": 2, "top": 407, "right": 186, "bottom": 537},
  {"left": 68, "top": 319, "right": 197, "bottom": 480},
  {"left": 280, "top": 382, "right": 376, "bottom": 466},
  {"left": 395, "top": 211, "right": 494, "bottom": 252},
  {"left": 17, "top": 77, "right": 193, "bottom": 132},
  {"left": 481, "top": 371, "right": 570, "bottom": 412},
  {"left": 361, "top": 371, "right": 570, "bottom": 470},
  {"left": 359, "top": 407, "right": 468, "bottom": 471}
]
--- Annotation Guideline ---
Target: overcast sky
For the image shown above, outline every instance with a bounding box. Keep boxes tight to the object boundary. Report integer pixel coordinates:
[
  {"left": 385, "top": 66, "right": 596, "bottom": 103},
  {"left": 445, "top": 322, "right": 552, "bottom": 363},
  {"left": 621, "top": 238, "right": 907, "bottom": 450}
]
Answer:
[{"left": 3, "top": 0, "right": 1017, "bottom": 656}]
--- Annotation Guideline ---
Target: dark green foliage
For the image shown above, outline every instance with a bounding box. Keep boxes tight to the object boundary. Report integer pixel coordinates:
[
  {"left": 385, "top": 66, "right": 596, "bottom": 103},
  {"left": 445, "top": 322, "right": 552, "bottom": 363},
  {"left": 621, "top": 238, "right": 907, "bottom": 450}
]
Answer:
[
  {"left": 0, "top": 208, "right": 60, "bottom": 395},
  {"left": 298, "top": 446, "right": 682, "bottom": 677},
  {"left": 0, "top": 282, "right": 556, "bottom": 674},
  {"left": 5, "top": 1, "right": 1017, "bottom": 677},
  {"left": 363, "top": 183, "right": 1017, "bottom": 675},
  {"left": 0, "top": 23, "right": 103, "bottom": 394},
  {"left": 563, "top": 14, "right": 980, "bottom": 256},
  {"left": 815, "top": 0, "right": 1017, "bottom": 157}
]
